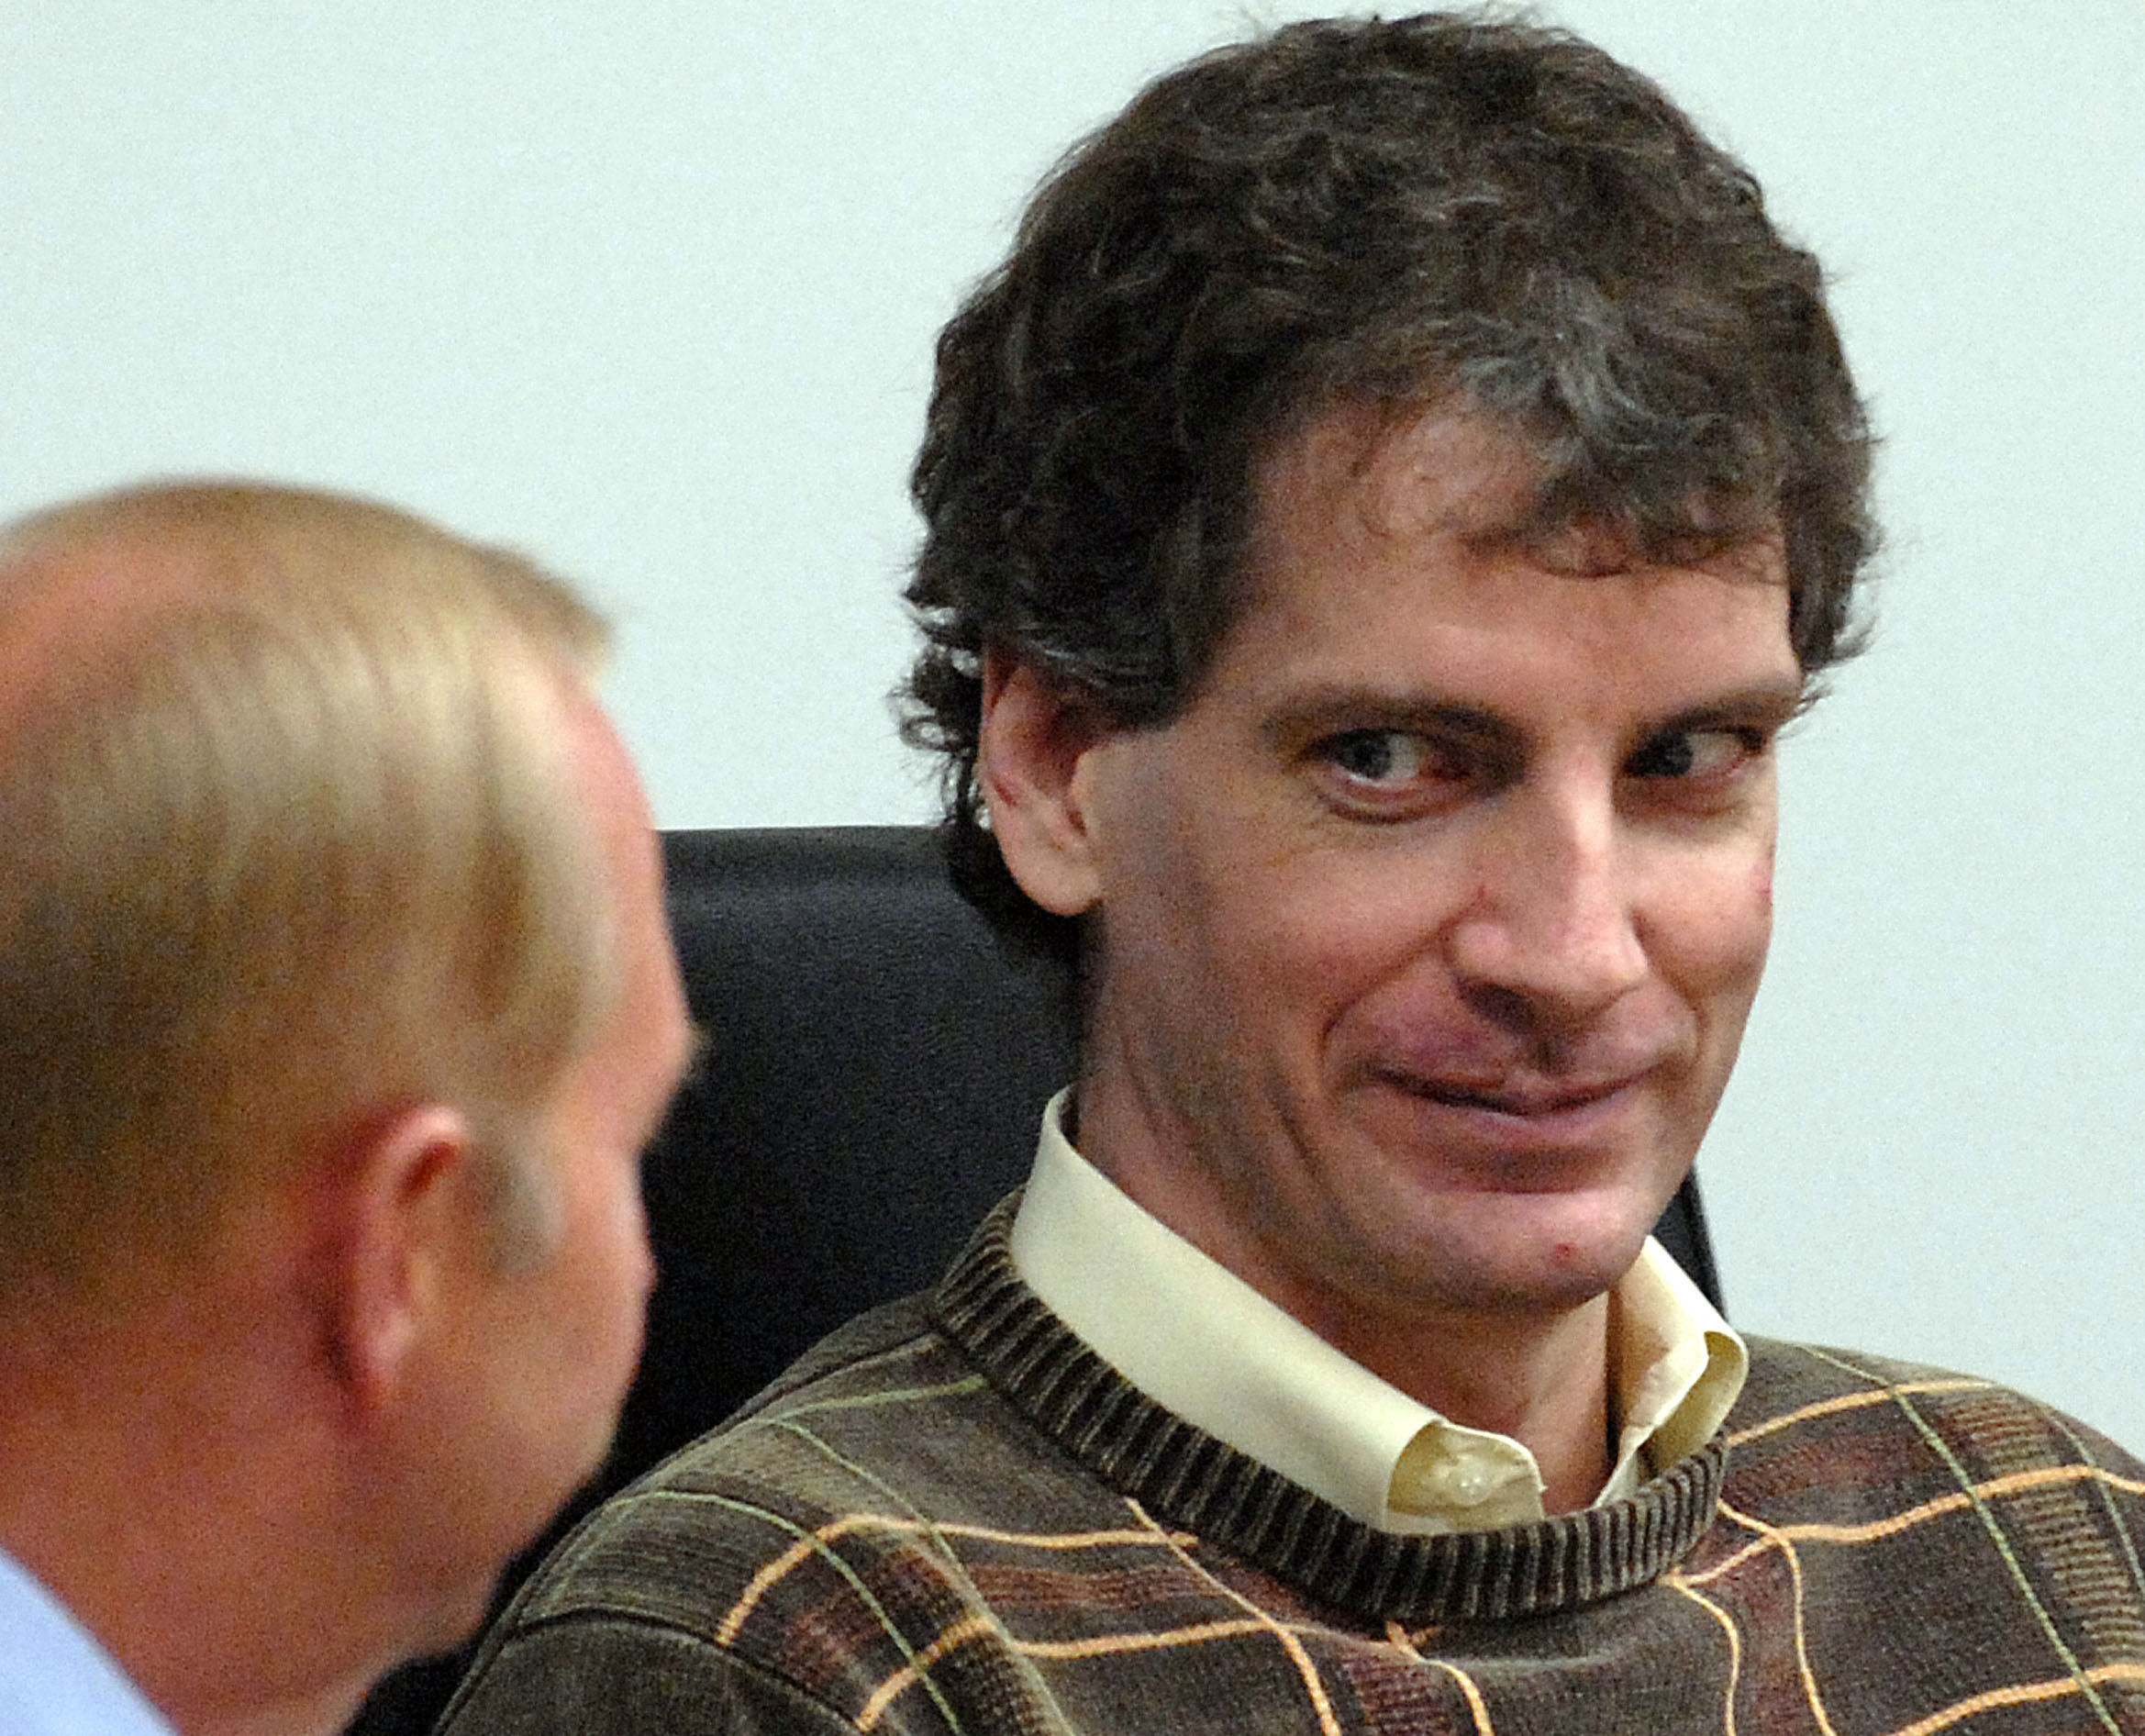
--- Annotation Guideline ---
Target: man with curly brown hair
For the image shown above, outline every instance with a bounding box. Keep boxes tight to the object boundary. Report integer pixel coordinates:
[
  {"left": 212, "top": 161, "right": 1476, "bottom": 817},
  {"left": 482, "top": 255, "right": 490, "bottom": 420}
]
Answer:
[{"left": 444, "top": 16, "right": 2145, "bottom": 1732}]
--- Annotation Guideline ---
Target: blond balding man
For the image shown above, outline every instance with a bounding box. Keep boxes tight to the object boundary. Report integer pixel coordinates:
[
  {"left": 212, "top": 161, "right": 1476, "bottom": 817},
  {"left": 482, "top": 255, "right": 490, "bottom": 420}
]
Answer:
[{"left": 0, "top": 484, "right": 692, "bottom": 1736}]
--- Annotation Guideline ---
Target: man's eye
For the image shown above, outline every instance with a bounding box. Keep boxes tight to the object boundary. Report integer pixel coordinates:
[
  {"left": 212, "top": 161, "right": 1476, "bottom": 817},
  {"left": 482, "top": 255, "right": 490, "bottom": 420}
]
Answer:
[
  {"left": 1626, "top": 728, "right": 1762, "bottom": 780},
  {"left": 1325, "top": 729, "right": 1437, "bottom": 785}
]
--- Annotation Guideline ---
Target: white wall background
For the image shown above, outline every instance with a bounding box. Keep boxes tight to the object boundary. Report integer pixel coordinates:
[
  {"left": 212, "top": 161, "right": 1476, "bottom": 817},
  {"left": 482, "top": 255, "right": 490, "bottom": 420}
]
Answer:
[{"left": 4, "top": 4, "right": 2139, "bottom": 1445}]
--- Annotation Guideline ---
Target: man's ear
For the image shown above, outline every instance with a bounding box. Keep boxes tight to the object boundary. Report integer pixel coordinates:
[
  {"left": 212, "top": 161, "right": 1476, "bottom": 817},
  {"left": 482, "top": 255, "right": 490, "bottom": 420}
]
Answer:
[
  {"left": 978, "top": 651, "right": 1111, "bottom": 918},
  {"left": 323, "top": 1104, "right": 481, "bottom": 1415}
]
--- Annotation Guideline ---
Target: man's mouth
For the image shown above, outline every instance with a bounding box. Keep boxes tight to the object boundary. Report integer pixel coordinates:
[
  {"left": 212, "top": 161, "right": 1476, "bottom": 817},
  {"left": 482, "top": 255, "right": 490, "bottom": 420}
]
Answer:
[{"left": 1395, "top": 1073, "right": 1645, "bottom": 1118}]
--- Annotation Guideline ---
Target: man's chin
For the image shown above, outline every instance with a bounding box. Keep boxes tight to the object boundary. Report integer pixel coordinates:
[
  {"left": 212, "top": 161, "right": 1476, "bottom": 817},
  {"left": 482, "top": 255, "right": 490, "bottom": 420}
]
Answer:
[{"left": 1387, "top": 1188, "right": 1662, "bottom": 1319}]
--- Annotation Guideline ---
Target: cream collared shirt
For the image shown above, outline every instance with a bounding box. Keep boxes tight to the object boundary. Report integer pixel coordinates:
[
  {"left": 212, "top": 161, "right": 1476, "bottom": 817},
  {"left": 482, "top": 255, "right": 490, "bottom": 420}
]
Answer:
[{"left": 1008, "top": 1091, "right": 1746, "bottom": 1535}]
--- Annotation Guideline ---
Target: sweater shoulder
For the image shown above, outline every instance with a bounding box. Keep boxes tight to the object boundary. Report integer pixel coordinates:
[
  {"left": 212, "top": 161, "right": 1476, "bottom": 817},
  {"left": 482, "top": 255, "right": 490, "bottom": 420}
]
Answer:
[
  {"left": 483, "top": 1289, "right": 1107, "bottom": 1643},
  {"left": 1730, "top": 1333, "right": 1990, "bottom": 1426},
  {"left": 439, "top": 1292, "right": 1143, "bottom": 1733},
  {"left": 1725, "top": 1334, "right": 2145, "bottom": 1502},
  {"left": 719, "top": 1288, "right": 945, "bottom": 1424},
  {"left": 1736, "top": 1336, "right": 2139, "bottom": 1450}
]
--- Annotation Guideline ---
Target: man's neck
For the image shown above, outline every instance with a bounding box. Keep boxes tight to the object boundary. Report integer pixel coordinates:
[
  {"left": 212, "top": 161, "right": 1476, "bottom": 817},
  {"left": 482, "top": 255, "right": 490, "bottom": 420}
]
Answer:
[
  {"left": 0, "top": 1415, "right": 388, "bottom": 1736},
  {"left": 1299, "top": 1285, "right": 1615, "bottom": 1513},
  {"left": 170, "top": 1683, "right": 373, "bottom": 1736},
  {"left": 1072, "top": 1084, "right": 1620, "bottom": 1514},
  {"left": 0, "top": 1308, "right": 393, "bottom": 1736}
]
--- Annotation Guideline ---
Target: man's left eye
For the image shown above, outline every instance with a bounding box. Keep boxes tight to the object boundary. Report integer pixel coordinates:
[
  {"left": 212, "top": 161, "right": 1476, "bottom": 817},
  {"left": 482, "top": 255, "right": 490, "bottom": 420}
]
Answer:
[
  {"left": 1626, "top": 728, "right": 1761, "bottom": 780},
  {"left": 1326, "top": 729, "right": 1433, "bottom": 785}
]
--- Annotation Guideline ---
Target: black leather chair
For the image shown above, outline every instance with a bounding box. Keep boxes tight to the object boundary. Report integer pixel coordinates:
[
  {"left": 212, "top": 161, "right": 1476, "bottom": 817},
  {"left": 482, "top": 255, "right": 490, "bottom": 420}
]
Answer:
[{"left": 349, "top": 826, "right": 1723, "bottom": 1735}]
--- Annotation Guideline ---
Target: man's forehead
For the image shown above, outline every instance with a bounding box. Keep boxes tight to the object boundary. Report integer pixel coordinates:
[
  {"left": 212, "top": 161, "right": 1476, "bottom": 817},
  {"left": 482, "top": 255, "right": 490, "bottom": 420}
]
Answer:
[
  {"left": 1250, "top": 403, "right": 1784, "bottom": 584},
  {"left": 1208, "top": 401, "right": 1797, "bottom": 720},
  {"left": 1257, "top": 404, "right": 1542, "bottom": 550}
]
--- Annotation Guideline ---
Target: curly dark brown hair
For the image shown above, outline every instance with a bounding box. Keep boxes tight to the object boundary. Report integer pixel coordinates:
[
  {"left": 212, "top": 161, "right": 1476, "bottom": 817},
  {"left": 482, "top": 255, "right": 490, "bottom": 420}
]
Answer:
[{"left": 904, "top": 11, "right": 1876, "bottom": 971}]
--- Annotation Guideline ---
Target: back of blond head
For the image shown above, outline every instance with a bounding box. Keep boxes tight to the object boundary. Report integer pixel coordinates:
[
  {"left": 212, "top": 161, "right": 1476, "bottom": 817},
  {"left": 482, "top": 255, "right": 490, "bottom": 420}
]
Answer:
[{"left": 0, "top": 483, "right": 614, "bottom": 1299}]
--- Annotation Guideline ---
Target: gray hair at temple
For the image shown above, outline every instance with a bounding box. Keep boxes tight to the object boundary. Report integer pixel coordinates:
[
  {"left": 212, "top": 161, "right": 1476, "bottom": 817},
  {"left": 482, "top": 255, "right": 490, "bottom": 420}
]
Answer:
[{"left": 902, "top": 10, "right": 1876, "bottom": 970}]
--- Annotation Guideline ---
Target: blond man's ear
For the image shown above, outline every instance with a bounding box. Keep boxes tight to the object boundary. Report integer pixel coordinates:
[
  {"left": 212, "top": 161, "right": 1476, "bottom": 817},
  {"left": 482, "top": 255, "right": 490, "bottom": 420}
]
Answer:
[{"left": 320, "top": 1103, "right": 483, "bottom": 1416}]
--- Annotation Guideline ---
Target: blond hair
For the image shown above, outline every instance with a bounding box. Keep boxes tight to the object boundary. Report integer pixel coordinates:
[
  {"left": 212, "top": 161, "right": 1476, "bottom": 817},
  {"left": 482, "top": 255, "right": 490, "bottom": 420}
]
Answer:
[{"left": 0, "top": 483, "right": 616, "bottom": 1296}]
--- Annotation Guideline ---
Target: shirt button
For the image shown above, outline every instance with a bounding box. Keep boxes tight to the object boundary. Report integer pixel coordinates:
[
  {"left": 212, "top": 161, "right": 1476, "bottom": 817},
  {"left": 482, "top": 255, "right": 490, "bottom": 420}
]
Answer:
[{"left": 1413, "top": 1456, "right": 1498, "bottom": 1506}]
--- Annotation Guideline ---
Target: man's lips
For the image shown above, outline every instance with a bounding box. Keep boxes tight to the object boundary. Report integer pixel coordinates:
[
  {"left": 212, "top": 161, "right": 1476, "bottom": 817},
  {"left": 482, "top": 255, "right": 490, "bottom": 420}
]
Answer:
[
  {"left": 1379, "top": 1068, "right": 1651, "bottom": 1118},
  {"left": 1345, "top": 1057, "right": 1679, "bottom": 1185}
]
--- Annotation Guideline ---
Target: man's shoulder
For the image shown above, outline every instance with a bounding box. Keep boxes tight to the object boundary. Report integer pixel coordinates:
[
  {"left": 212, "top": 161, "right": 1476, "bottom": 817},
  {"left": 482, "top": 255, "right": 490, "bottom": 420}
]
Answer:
[
  {"left": 508, "top": 1295, "right": 962, "bottom": 1624},
  {"left": 436, "top": 1287, "right": 1139, "bottom": 1735},
  {"left": 1734, "top": 1335, "right": 2138, "bottom": 1451},
  {"left": 1724, "top": 1333, "right": 2144, "bottom": 1514},
  {"left": 482, "top": 1285, "right": 1112, "bottom": 1638}
]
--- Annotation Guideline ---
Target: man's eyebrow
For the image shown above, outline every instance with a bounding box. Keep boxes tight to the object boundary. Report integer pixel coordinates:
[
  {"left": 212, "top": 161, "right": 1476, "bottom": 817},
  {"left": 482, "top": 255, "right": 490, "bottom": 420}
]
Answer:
[
  {"left": 1643, "top": 677, "right": 1810, "bottom": 737},
  {"left": 1255, "top": 674, "right": 1809, "bottom": 756},
  {"left": 1258, "top": 687, "right": 1526, "bottom": 753}
]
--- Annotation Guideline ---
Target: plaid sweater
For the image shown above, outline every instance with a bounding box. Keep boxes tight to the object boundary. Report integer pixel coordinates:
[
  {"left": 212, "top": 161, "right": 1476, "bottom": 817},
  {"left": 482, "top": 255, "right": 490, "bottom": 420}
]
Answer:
[{"left": 441, "top": 1206, "right": 2145, "bottom": 1734}]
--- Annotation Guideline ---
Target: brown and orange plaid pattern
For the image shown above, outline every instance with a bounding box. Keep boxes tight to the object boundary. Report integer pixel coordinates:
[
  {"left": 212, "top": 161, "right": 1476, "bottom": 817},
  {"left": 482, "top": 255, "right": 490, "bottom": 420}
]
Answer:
[{"left": 444, "top": 1207, "right": 2145, "bottom": 1734}]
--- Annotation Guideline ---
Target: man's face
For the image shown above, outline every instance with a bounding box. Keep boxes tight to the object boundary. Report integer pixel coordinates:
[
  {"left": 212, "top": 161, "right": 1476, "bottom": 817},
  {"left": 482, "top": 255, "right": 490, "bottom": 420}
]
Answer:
[
  {"left": 411, "top": 684, "right": 691, "bottom": 1630},
  {"left": 1038, "top": 410, "right": 1799, "bottom": 1341}
]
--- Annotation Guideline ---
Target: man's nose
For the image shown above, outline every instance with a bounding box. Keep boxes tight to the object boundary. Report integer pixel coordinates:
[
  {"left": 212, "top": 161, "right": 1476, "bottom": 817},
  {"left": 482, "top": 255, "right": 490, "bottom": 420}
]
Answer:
[{"left": 1444, "top": 784, "right": 1647, "bottom": 1030}]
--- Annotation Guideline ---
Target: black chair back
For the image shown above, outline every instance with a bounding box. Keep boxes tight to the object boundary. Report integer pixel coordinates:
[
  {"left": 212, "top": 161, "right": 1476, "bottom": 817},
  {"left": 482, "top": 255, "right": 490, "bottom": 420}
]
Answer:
[{"left": 618, "top": 827, "right": 1079, "bottom": 1474}]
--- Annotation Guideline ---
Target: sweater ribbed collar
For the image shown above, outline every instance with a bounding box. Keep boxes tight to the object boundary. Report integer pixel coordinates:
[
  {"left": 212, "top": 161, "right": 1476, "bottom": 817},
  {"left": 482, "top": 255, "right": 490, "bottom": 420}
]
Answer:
[{"left": 933, "top": 1200, "right": 1727, "bottom": 1625}]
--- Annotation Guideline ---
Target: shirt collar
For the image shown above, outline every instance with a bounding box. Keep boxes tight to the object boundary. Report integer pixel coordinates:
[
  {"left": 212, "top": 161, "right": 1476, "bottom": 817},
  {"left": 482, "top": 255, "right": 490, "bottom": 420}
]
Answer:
[{"left": 1008, "top": 1090, "right": 1746, "bottom": 1534}]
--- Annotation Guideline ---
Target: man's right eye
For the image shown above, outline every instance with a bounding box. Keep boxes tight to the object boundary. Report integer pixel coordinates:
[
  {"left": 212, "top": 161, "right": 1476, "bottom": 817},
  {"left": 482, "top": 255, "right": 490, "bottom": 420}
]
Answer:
[{"left": 1313, "top": 729, "right": 1484, "bottom": 816}]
